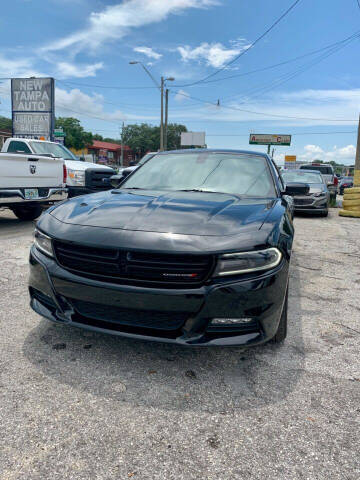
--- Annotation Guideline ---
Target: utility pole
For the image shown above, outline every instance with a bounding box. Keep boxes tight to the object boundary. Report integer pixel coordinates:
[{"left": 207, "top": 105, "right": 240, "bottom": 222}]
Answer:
[
  {"left": 267, "top": 145, "right": 271, "bottom": 155},
  {"left": 339, "top": 114, "right": 360, "bottom": 218},
  {"left": 355, "top": 114, "right": 360, "bottom": 187},
  {"left": 120, "top": 121, "right": 125, "bottom": 167},
  {"left": 129, "top": 62, "right": 174, "bottom": 152},
  {"left": 164, "top": 88, "right": 169, "bottom": 151},
  {"left": 160, "top": 77, "right": 164, "bottom": 151}
]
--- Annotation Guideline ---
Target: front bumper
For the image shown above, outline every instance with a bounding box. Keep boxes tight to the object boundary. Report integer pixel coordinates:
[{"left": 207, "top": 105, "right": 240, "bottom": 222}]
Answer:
[
  {"left": 293, "top": 195, "right": 328, "bottom": 213},
  {"left": 0, "top": 188, "right": 67, "bottom": 205},
  {"left": 29, "top": 246, "right": 289, "bottom": 347}
]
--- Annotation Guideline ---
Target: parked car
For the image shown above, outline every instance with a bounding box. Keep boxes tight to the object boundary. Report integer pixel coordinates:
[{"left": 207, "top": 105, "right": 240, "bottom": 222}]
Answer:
[
  {"left": 282, "top": 169, "right": 330, "bottom": 216},
  {"left": 338, "top": 176, "right": 354, "bottom": 195},
  {"left": 2, "top": 138, "right": 115, "bottom": 198},
  {"left": 29, "top": 149, "right": 299, "bottom": 347},
  {"left": 0, "top": 144, "right": 67, "bottom": 220},
  {"left": 110, "top": 152, "right": 156, "bottom": 188},
  {"left": 299, "top": 163, "right": 337, "bottom": 201}
]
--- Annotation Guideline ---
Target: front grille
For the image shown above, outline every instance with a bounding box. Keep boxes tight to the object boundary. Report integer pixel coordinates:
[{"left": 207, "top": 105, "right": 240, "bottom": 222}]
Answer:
[
  {"left": 53, "top": 240, "right": 214, "bottom": 288},
  {"left": 71, "top": 299, "right": 188, "bottom": 331},
  {"left": 294, "top": 197, "right": 313, "bottom": 206},
  {"left": 85, "top": 169, "right": 115, "bottom": 190}
]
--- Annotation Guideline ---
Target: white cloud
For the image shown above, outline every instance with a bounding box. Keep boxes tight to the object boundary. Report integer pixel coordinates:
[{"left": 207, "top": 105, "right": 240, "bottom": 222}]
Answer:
[
  {"left": 174, "top": 89, "right": 190, "bottom": 102},
  {"left": 177, "top": 41, "right": 250, "bottom": 68},
  {"left": 56, "top": 61, "right": 104, "bottom": 78},
  {"left": 0, "top": 55, "right": 43, "bottom": 78},
  {"left": 43, "top": 0, "right": 219, "bottom": 53},
  {"left": 55, "top": 87, "right": 157, "bottom": 123},
  {"left": 133, "top": 46, "right": 162, "bottom": 60},
  {"left": 299, "top": 144, "right": 356, "bottom": 163}
]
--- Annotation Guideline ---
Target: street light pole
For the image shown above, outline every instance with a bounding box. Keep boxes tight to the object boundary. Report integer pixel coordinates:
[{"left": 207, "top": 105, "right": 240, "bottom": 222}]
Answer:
[
  {"left": 120, "top": 121, "right": 124, "bottom": 167},
  {"left": 164, "top": 88, "right": 169, "bottom": 151},
  {"left": 160, "top": 77, "right": 164, "bottom": 151}
]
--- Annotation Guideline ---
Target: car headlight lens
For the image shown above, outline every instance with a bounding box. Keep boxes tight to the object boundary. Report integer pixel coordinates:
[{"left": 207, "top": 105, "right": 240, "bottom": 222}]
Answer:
[
  {"left": 213, "top": 247, "right": 282, "bottom": 277},
  {"left": 34, "top": 229, "right": 53, "bottom": 257},
  {"left": 67, "top": 169, "right": 85, "bottom": 186},
  {"left": 313, "top": 192, "right": 326, "bottom": 197}
]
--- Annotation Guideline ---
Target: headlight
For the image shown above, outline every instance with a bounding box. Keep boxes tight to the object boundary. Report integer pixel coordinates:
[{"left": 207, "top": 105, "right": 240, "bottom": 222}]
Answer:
[
  {"left": 313, "top": 192, "right": 326, "bottom": 197},
  {"left": 67, "top": 169, "right": 85, "bottom": 186},
  {"left": 213, "top": 247, "right": 282, "bottom": 277},
  {"left": 34, "top": 229, "right": 53, "bottom": 257}
]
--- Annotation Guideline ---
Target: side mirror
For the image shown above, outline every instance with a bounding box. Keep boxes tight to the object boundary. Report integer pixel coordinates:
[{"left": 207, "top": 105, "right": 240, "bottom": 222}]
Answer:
[
  {"left": 109, "top": 174, "right": 125, "bottom": 188},
  {"left": 284, "top": 183, "right": 310, "bottom": 196}
]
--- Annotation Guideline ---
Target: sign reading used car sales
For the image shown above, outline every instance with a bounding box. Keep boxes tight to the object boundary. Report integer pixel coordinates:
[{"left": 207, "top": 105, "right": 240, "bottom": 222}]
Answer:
[
  {"left": 11, "top": 77, "right": 55, "bottom": 140},
  {"left": 249, "top": 134, "right": 291, "bottom": 146}
]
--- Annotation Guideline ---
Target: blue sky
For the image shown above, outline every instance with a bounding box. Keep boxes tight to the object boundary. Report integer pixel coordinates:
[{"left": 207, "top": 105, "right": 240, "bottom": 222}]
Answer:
[{"left": 1, "top": 0, "right": 360, "bottom": 164}]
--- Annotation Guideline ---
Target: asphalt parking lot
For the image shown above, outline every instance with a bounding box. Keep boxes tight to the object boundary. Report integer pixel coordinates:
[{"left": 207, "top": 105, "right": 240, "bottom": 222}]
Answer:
[{"left": 0, "top": 207, "right": 359, "bottom": 480}]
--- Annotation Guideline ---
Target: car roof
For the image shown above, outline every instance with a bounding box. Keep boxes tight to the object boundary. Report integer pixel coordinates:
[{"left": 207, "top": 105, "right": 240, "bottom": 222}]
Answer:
[
  {"left": 158, "top": 148, "right": 269, "bottom": 158},
  {"left": 283, "top": 169, "right": 322, "bottom": 174}
]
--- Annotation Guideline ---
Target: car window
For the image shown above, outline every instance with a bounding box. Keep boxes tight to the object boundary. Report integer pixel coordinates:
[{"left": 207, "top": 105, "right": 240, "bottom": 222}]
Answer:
[
  {"left": 29, "top": 141, "right": 78, "bottom": 160},
  {"left": 122, "top": 152, "right": 276, "bottom": 197},
  {"left": 7, "top": 141, "right": 32, "bottom": 154},
  {"left": 271, "top": 160, "right": 284, "bottom": 190},
  {"left": 282, "top": 171, "right": 323, "bottom": 184},
  {"left": 300, "top": 165, "right": 333, "bottom": 175}
]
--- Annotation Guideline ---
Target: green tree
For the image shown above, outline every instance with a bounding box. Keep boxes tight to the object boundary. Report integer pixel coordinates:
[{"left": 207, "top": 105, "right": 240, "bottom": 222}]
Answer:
[
  {"left": 0, "top": 116, "right": 12, "bottom": 131},
  {"left": 55, "top": 117, "right": 93, "bottom": 150},
  {"left": 122, "top": 123, "right": 187, "bottom": 156}
]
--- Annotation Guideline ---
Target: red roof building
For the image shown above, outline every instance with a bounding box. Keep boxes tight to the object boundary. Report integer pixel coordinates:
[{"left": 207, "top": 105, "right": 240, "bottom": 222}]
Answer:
[{"left": 88, "top": 140, "right": 134, "bottom": 167}]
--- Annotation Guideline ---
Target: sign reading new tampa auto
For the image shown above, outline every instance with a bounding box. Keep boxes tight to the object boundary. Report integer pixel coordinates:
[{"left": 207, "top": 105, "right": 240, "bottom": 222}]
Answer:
[
  {"left": 11, "top": 77, "right": 55, "bottom": 140},
  {"left": 249, "top": 134, "right": 291, "bottom": 146}
]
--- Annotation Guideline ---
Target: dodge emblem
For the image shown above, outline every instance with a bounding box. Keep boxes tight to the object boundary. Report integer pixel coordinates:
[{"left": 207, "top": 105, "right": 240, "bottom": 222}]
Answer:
[{"left": 30, "top": 164, "right": 36, "bottom": 174}]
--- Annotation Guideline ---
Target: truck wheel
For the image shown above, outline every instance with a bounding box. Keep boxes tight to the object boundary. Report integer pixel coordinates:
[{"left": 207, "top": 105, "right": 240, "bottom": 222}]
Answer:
[
  {"left": 12, "top": 205, "right": 43, "bottom": 221},
  {"left": 270, "top": 287, "right": 288, "bottom": 344}
]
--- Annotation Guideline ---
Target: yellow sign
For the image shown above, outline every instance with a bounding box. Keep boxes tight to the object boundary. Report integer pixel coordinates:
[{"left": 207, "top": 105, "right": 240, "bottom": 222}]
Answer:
[{"left": 285, "top": 155, "right": 296, "bottom": 162}]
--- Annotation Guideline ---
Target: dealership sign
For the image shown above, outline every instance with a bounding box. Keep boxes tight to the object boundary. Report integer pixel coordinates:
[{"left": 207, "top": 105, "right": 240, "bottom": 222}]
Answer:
[
  {"left": 249, "top": 134, "right": 291, "bottom": 146},
  {"left": 11, "top": 77, "right": 55, "bottom": 140}
]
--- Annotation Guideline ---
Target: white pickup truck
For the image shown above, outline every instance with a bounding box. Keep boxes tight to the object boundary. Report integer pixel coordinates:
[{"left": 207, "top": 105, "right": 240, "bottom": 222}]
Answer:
[
  {"left": 1, "top": 138, "right": 115, "bottom": 199},
  {"left": 0, "top": 142, "right": 67, "bottom": 221}
]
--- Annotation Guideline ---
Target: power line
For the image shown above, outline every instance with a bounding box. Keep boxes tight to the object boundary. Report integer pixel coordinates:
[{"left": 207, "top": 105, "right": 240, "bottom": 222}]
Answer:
[
  {"left": 220, "top": 31, "right": 360, "bottom": 103},
  {"left": 176, "top": 0, "right": 302, "bottom": 87},
  {"left": 171, "top": 90, "right": 358, "bottom": 122},
  {"left": 207, "top": 131, "right": 357, "bottom": 136},
  {"left": 55, "top": 79, "right": 159, "bottom": 90},
  {"left": 174, "top": 32, "right": 360, "bottom": 87}
]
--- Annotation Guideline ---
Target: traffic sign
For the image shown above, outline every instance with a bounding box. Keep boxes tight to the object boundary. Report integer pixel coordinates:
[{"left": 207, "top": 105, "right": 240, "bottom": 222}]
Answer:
[
  {"left": 249, "top": 134, "right": 291, "bottom": 146},
  {"left": 54, "top": 128, "right": 66, "bottom": 137}
]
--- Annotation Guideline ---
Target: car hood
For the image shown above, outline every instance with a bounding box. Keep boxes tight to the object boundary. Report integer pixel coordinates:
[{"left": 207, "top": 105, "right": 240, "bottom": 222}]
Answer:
[
  {"left": 64, "top": 159, "right": 114, "bottom": 171},
  {"left": 50, "top": 189, "right": 275, "bottom": 236},
  {"left": 308, "top": 184, "right": 326, "bottom": 194}
]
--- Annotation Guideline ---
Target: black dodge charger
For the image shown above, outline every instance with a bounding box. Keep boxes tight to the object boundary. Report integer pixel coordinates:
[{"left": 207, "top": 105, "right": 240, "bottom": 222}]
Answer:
[{"left": 29, "top": 149, "right": 299, "bottom": 347}]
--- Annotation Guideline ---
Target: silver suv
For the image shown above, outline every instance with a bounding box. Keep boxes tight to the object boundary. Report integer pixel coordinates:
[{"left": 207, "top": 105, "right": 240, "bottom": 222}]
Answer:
[{"left": 299, "top": 164, "right": 337, "bottom": 200}]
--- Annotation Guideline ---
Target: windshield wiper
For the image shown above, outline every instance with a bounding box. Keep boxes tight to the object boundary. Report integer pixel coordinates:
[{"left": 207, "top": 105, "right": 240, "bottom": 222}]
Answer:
[{"left": 178, "top": 189, "right": 218, "bottom": 193}]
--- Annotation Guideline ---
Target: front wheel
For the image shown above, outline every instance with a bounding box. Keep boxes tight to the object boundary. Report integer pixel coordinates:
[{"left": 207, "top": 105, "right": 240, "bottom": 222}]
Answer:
[
  {"left": 12, "top": 205, "right": 43, "bottom": 221},
  {"left": 270, "top": 287, "right": 288, "bottom": 344}
]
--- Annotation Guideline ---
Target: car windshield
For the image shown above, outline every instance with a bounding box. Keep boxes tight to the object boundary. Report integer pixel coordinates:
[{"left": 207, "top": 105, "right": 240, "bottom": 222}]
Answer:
[
  {"left": 30, "top": 141, "right": 78, "bottom": 160},
  {"left": 121, "top": 152, "right": 276, "bottom": 197},
  {"left": 300, "top": 165, "right": 332, "bottom": 174},
  {"left": 282, "top": 171, "right": 323, "bottom": 184},
  {"left": 138, "top": 153, "right": 154, "bottom": 166}
]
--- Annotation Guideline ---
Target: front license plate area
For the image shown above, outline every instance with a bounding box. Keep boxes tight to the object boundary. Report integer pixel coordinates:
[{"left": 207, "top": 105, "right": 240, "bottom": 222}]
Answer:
[{"left": 24, "top": 188, "right": 39, "bottom": 200}]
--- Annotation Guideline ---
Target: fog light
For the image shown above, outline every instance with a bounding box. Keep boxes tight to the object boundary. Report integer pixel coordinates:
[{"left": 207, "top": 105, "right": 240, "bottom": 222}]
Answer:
[{"left": 211, "top": 318, "right": 253, "bottom": 325}]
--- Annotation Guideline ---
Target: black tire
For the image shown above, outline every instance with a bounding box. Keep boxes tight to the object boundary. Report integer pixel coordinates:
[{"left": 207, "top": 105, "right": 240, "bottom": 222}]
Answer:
[
  {"left": 270, "top": 287, "right": 288, "bottom": 344},
  {"left": 12, "top": 205, "right": 43, "bottom": 221}
]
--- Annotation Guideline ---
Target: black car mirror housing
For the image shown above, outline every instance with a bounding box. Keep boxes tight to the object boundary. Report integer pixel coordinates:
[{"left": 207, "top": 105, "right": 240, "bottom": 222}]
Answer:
[{"left": 284, "top": 183, "right": 310, "bottom": 196}]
